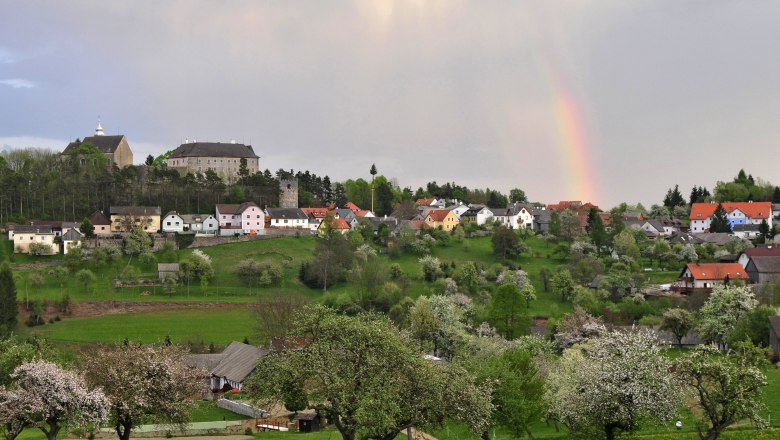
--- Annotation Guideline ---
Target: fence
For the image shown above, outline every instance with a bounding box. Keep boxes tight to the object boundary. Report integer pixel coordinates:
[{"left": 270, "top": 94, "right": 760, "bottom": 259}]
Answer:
[{"left": 217, "top": 398, "right": 268, "bottom": 418}]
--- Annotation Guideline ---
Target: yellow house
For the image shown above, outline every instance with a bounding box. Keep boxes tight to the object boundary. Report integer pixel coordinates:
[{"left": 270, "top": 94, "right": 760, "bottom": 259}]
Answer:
[
  {"left": 13, "top": 225, "right": 60, "bottom": 254},
  {"left": 424, "top": 209, "right": 460, "bottom": 232},
  {"left": 110, "top": 206, "right": 161, "bottom": 233}
]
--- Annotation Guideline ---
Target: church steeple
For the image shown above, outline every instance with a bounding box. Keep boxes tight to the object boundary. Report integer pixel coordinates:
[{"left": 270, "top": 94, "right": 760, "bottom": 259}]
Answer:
[{"left": 95, "top": 116, "right": 104, "bottom": 136}]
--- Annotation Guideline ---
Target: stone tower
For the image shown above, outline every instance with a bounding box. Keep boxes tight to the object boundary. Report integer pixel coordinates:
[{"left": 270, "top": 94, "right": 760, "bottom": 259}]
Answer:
[{"left": 279, "top": 178, "right": 299, "bottom": 208}]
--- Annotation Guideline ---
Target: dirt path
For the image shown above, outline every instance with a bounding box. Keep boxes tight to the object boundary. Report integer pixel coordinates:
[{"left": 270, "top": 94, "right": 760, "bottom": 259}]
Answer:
[{"left": 71, "top": 300, "right": 252, "bottom": 317}]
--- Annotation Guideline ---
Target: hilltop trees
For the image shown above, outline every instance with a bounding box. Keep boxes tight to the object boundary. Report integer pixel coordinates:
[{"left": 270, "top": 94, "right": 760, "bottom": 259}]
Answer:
[{"left": 245, "top": 306, "right": 492, "bottom": 440}]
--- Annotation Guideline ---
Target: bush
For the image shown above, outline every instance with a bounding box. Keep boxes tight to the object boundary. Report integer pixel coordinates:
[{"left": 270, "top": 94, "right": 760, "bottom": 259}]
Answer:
[{"left": 28, "top": 242, "right": 54, "bottom": 256}]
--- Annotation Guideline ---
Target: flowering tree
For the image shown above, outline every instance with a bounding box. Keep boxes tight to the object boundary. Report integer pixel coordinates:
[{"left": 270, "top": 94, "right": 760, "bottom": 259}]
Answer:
[
  {"left": 9, "top": 361, "right": 109, "bottom": 440},
  {"left": 84, "top": 343, "right": 206, "bottom": 440},
  {"left": 546, "top": 329, "right": 681, "bottom": 440},
  {"left": 0, "top": 388, "right": 36, "bottom": 440},
  {"left": 675, "top": 345, "right": 767, "bottom": 440},
  {"left": 245, "top": 305, "right": 492, "bottom": 440},
  {"left": 553, "top": 308, "right": 606, "bottom": 351},
  {"left": 696, "top": 284, "right": 757, "bottom": 349}
]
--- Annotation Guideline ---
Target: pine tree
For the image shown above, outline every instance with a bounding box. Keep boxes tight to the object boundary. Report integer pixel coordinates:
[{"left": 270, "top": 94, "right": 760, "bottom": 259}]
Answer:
[
  {"left": 773, "top": 186, "right": 780, "bottom": 204},
  {"left": 709, "top": 203, "right": 732, "bottom": 233},
  {"left": 0, "top": 264, "right": 18, "bottom": 338},
  {"left": 587, "top": 209, "right": 608, "bottom": 255}
]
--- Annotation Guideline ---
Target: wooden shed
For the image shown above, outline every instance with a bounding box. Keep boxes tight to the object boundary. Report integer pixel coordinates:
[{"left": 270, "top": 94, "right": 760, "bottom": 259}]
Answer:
[{"left": 295, "top": 412, "right": 322, "bottom": 433}]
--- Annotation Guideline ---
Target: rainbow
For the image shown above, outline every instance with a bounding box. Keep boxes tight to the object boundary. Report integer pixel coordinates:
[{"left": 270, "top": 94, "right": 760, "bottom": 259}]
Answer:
[{"left": 541, "top": 59, "right": 599, "bottom": 205}]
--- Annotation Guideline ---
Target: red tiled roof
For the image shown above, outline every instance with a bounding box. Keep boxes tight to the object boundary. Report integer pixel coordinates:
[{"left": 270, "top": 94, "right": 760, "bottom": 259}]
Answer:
[
  {"left": 332, "top": 218, "right": 351, "bottom": 229},
  {"left": 742, "top": 247, "right": 780, "bottom": 258},
  {"left": 345, "top": 202, "right": 361, "bottom": 211},
  {"left": 690, "top": 202, "right": 772, "bottom": 220},
  {"left": 354, "top": 210, "right": 372, "bottom": 218},
  {"left": 301, "top": 208, "right": 329, "bottom": 218},
  {"left": 416, "top": 198, "right": 435, "bottom": 206},
  {"left": 426, "top": 209, "right": 452, "bottom": 222},
  {"left": 409, "top": 220, "right": 426, "bottom": 230},
  {"left": 684, "top": 263, "right": 750, "bottom": 281}
]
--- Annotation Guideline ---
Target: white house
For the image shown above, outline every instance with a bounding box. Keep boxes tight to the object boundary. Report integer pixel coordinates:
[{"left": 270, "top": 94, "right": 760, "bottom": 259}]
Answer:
[
  {"left": 490, "top": 203, "right": 534, "bottom": 229},
  {"left": 162, "top": 211, "right": 185, "bottom": 233},
  {"left": 61, "top": 228, "right": 83, "bottom": 254},
  {"left": 461, "top": 206, "right": 494, "bottom": 226},
  {"left": 690, "top": 202, "right": 772, "bottom": 233},
  {"left": 265, "top": 208, "right": 310, "bottom": 229},
  {"left": 180, "top": 214, "right": 219, "bottom": 234},
  {"left": 445, "top": 204, "right": 470, "bottom": 219}
]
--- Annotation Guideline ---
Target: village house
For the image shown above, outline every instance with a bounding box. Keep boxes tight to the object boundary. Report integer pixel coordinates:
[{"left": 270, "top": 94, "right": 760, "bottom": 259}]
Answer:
[
  {"left": 491, "top": 203, "right": 534, "bottom": 229},
  {"left": 61, "top": 228, "right": 83, "bottom": 254},
  {"left": 89, "top": 211, "right": 113, "bottom": 237},
  {"left": 166, "top": 141, "right": 259, "bottom": 182},
  {"left": 186, "top": 341, "right": 268, "bottom": 392},
  {"left": 161, "top": 212, "right": 185, "bottom": 233},
  {"left": 689, "top": 201, "right": 773, "bottom": 233},
  {"left": 745, "top": 256, "right": 780, "bottom": 285},
  {"left": 738, "top": 246, "right": 780, "bottom": 268},
  {"left": 265, "top": 208, "right": 309, "bottom": 229},
  {"left": 676, "top": 262, "right": 750, "bottom": 293},
  {"left": 415, "top": 198, "right": 444, "bottom": 209},
  {"left": 460, "top": 206, "right": 494, "bottom": 226},
  {"left": 624, "top": 219, "right": 667, "bottom": 239},
  {"left": 318, "top": 217, "right": 351, "bottom": 235},
  {"left": 216, "top": 202, "right": 264, "bottom": 235},
  {"left": 445, "top": 203, "right": 470, "bottom": 218},
  {"left": 731, "top": 224, "right": 762, "bottom": 239},
  {"left": 424, "top": 209, "right": 459, "bottom": 231},
  {"left": 61, "top": 120, "right": 134, "bottom": 168},
  {"left": 110, "top": 206, "right": 161, "bottom": 233},
  {"left": 180, "top": 214, "right": 219, "bottom": 234},
  {"left": 12, "top": 225, "right": 59, "bottom": 254},
  {"left": 301, "top": 207, "right": 331, "bottom": 232}
]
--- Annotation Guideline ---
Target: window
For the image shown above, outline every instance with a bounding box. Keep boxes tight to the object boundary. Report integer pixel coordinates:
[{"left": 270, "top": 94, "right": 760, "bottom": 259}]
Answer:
[
  {"left": 166, "top": 222, "right": 171, "bottom": 226},
  {"left": 257, "top": 215, "right": 260, "bottom": 218}
]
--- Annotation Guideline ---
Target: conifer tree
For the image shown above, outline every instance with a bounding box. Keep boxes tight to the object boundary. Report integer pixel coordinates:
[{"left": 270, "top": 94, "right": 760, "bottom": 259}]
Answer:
[
  {"left": 709, "top": 203, "right": 732, "bottom": 233},
  {"left": 0, "top": 264, "right": 18, "bottom": 338}
]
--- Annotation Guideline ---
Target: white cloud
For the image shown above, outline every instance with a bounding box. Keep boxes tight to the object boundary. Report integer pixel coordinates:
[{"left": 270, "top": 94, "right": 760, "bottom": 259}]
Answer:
[
  {"left": 0, "top": 136, "right": 65, "bottom": 151},
  {"left": 0, "top": 78, "right": 36, "bottom": 89}
]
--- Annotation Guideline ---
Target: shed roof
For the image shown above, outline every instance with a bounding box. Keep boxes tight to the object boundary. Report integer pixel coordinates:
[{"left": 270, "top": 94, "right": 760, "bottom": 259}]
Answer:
[
  {"left": 210, "top": 341, "right": 268, "bottom": 383},
  {"left": 746, "top": 256, "right": 780, "bottom": 274}
]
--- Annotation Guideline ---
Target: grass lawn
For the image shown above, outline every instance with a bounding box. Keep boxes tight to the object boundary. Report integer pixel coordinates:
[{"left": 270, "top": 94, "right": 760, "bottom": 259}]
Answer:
[
  {"left": 191, "top": 400, "right": 252, "bottom": 422},
  {"left": 21, "top": 307, "right": 257, "bottom": 346}
]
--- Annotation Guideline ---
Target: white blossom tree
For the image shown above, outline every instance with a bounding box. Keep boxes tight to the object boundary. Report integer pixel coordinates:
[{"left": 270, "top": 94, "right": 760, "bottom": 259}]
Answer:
[
  {"left": 0, "top": 388, "right": 35, "bottom": 440},
  {"left": 10, "top": 361, "right": 109, "bottom": 440},
  {"left": 553, "top": 308, "right": 607, "bottom": 351},
  {"left": 84, "top": 343, "right": 206, "bottom": 440},
  {"left": 696, "top": 284, "right": 757, "bottom": 349},
  {"left": 675, "top": 345, "right": 767, "bottom": 440},
  {"left": 546, "top": 329, "right": 681, "bottom": 440}
]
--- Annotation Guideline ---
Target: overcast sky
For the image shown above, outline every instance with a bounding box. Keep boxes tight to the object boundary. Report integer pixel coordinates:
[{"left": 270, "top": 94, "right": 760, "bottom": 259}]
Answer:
[{"left": 1, "top": 1, "right": 779, "bottom": 208}]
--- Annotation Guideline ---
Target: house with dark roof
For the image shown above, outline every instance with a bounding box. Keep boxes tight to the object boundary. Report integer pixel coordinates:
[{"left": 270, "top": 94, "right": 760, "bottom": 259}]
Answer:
[
  {"left": 12, "top": 225, "right": 59, "bottom": 254},
  {"left": 161, "top": 211, "right": 185, "bottom": 233},
  {"left": 265, "top": 208, "right": 309, "bottom": 229},
  {"left": 109, "top": 206, "right": 161, "bottom": 233},
  {"left": 460, "top": 206, "right": 494, "bottom": 226},
  {"left": 216, "top": 202, "right": 264, "bottom": 235},
  {"left": 180, "top": 214, "right": 219, "bottom": 234},
  {"left": 745, "top": 256, "right": 780, "bottom": 284},
  {"left": 732, "top": 223, "right": 762, "bottom": 239},
  {"left": 166, "top": 141, "right": 259, "bottom": 182},
  {"left": 186, "top": 341, "right": 268, "bottom": 392},
  {"left": 61, "top": 228, "right": 83, "bottom": 254},
  {"left": 89, "top": 211, "right": 112, "bottom": 237},
  {"left": 61, "top": 120, "right": 133, "bottom": 167}
]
